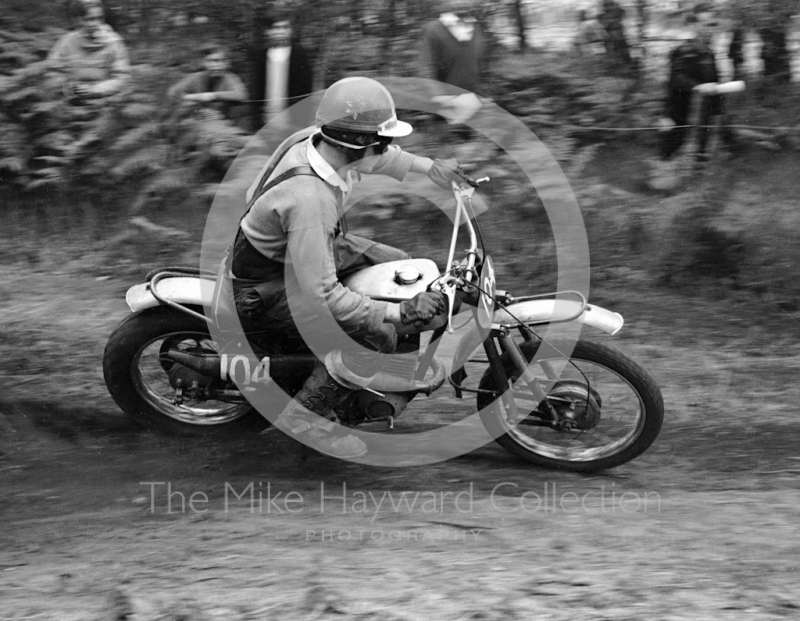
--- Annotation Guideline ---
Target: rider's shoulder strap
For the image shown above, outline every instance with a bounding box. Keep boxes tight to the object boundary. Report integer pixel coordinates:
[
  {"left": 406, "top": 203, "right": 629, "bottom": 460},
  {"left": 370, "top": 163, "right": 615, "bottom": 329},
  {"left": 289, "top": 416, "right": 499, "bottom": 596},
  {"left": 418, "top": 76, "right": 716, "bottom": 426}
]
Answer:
[{"left": 241, "top": 165, "right": 318, "bottom": 222}]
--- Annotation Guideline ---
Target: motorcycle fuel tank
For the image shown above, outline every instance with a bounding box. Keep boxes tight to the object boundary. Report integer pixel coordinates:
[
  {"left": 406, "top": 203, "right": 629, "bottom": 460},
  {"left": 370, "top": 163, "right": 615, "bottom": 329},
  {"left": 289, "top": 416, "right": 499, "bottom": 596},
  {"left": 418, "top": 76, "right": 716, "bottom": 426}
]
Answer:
[{"left": 342, "top": 259, "right": 440, "bottom": 302}]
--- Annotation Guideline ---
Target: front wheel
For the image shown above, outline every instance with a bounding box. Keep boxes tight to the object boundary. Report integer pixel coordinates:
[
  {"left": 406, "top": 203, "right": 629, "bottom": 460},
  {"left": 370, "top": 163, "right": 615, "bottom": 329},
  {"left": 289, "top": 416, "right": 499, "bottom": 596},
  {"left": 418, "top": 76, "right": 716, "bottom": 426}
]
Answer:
[
  {"left": 103, "top": 306, "right": 267, "bottom": 436},
  {"left": 477, "top": 338, "right": 663, "bottom": 472}
]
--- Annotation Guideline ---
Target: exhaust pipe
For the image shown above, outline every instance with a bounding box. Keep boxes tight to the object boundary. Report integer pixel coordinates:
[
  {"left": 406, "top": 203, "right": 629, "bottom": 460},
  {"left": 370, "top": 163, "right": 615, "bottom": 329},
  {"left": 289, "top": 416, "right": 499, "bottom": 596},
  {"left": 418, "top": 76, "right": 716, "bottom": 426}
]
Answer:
[{"left": 161, "top": 350, "right": 316, "bottom": 384}]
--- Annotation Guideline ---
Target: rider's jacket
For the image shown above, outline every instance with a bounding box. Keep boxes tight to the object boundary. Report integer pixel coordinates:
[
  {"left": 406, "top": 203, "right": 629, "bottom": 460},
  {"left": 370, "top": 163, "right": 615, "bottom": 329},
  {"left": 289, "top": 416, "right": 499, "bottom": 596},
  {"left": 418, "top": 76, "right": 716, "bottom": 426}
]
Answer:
[
  {"left": 234, "top": 134, "right": 416, "bottom": 337},
  {"left": 666, "top": 37, "right": 723, "bottom": 117}
]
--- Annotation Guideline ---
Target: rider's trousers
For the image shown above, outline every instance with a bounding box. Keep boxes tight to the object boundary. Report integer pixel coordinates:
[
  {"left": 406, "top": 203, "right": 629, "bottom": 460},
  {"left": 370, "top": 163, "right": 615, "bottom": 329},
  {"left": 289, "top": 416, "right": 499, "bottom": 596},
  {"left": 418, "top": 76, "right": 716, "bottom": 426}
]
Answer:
[{"left": 233, "top": 234, "right": 410, "bottom": 380}]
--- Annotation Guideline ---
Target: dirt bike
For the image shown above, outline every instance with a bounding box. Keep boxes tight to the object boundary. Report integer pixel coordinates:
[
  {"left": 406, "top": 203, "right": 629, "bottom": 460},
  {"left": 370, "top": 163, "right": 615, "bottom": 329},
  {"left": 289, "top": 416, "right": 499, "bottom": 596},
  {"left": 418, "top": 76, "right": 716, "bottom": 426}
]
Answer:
[{"left": 103, "top": 178, "right": 664, "bottom": 472}]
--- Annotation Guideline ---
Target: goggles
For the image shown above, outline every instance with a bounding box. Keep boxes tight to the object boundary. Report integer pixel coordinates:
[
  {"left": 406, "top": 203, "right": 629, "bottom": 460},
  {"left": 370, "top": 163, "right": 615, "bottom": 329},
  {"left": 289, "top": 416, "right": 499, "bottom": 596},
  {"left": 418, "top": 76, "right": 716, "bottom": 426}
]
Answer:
[{"left": 318, "top": 129, "right": 393, "bottom": 154}]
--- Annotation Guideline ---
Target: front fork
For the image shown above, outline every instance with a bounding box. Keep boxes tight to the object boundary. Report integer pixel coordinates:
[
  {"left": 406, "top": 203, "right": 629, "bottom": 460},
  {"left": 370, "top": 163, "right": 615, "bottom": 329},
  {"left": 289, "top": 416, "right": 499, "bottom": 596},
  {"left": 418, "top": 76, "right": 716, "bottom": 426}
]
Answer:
[{"left": 483, "top": 329, "right": 561, "bottom": 426}]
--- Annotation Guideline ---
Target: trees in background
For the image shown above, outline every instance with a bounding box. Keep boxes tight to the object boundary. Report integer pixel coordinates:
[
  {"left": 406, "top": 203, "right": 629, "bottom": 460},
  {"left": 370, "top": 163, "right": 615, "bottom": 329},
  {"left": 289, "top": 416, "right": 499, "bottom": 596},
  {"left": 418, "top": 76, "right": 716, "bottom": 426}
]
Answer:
[
  {"left": 728, "top": 0, "right": 799, "bottom": 82},
  {"left": 1, "top": 0, "right": 797, "bottom": 195}
]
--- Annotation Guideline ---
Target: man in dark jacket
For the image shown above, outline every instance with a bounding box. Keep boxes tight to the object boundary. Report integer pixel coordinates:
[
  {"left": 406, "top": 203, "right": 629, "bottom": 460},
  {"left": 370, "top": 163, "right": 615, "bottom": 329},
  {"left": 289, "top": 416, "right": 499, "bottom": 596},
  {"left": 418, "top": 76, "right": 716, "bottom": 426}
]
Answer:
[
  {"left": 660, "top": 4, "right": 723, "bottom": 162},
  {"left": 598, "top": 0, "right": 632, "bottom": 66},
  {"left": 728, "top": 20, "right": 745, "bottom": 81},
  {"left": 420, "top": 0, "right": 487, "bottom": 128},
  {"left": 250, "top": 17, "right": 314, "bottom": 131}
]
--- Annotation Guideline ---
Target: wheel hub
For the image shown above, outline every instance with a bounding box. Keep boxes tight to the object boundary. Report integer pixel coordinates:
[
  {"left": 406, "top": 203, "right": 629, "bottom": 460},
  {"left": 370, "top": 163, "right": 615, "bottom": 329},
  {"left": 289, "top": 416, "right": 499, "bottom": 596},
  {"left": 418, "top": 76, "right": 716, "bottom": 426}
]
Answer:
[{"left": 539, "top": 380, "right": 602, "bottom": 431}]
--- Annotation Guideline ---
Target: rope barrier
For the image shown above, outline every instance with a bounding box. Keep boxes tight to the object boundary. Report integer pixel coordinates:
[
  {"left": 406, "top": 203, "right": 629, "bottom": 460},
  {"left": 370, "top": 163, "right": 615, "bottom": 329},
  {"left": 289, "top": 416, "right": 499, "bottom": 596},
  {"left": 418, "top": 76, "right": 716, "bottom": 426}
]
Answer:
[
  {"left": 519, "top": 119, "right": 800, "bottom": 133},
  {"left": 237, "top": 93, "right": 316, "bottom": 104},
  {"left": 232, "top": 96, "right": 799, "bottom": 134},
  {"left": 181, "top": 89, "right": 800, "bottom": 134}
]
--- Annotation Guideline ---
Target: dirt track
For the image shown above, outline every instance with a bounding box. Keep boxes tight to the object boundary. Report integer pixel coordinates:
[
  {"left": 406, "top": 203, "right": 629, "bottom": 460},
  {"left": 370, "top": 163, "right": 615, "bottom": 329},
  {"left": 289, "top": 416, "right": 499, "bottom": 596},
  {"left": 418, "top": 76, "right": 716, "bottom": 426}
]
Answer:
[
  {"left": 2, "top": 224, "right": 800, "bottom": 619},
  {"left": 2, "top": 138, "right": 800, "bottom": 619},
  {"left": 2, "top": 366, "right": 800, "bottom": 620}
]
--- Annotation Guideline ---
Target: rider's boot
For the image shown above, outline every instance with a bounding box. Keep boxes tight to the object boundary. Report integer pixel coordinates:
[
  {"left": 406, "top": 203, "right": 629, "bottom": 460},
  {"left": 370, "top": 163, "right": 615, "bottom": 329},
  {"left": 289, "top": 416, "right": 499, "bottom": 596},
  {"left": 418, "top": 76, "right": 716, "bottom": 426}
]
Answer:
[{"left": 273, "top": 364, "right": 367, "bottom": 459}]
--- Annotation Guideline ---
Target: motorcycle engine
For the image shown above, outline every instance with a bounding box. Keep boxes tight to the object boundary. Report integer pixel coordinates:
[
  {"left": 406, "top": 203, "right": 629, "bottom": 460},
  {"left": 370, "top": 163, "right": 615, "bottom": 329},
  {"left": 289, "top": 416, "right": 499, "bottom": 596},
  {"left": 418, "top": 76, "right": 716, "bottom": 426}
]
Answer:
[
  {"left": 337, "top": 391, "right": 412, "bottom": 427},
  {"left": 160, "top": 338, "right": 216, "bottom": 396}
]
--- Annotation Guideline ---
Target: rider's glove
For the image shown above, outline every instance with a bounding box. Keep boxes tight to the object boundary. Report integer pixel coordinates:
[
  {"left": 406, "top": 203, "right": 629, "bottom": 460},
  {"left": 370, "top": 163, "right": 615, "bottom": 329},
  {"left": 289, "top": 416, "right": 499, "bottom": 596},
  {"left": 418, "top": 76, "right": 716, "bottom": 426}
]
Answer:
[
  {"left": 399, "top": 291, "right": 446, "bottom": 327},
  {"left": 428, "top": 159, "right": 477, "bottom": 190}
]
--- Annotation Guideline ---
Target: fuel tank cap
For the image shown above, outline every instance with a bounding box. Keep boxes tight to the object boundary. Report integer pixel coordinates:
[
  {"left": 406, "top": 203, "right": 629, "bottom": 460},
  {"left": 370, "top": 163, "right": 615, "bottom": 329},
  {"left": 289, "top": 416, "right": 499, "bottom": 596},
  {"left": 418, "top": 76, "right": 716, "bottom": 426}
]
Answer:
[{"left": 394, "top": 264, "right": 423, "bottom": 285}]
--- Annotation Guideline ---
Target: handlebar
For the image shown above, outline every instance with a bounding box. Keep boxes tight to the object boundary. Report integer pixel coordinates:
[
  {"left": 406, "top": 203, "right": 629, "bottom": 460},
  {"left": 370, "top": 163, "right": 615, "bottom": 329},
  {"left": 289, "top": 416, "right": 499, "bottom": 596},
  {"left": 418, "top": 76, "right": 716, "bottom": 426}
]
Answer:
[
  {"left": 434, "top": 178, "right": 489, "bottom": 332},
  {"left": 444, "top": 181, "right": 480, "bottom": 284}
]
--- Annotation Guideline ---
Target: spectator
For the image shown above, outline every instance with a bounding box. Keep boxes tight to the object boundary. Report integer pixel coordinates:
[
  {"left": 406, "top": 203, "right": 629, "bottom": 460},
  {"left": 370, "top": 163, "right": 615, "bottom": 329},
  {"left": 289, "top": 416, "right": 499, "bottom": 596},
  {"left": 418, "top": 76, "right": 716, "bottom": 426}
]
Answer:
[
  {"left": 728, "top": 21, "right": 745, "bottom": 81},
  {"left": 759, "top": 23, "right": 792, "bottom": 83},
  {"left": 597, "top": 0, "right": 632, "bottom": 66},
  {"left": 46, "top": 0, "right": 130, "bottom": 152},
  {"left": 250, "top": 16, "right": 314, "bottom": 130},
  {"left": 573, "top": 9, "right": 606, "bottom": 56},
  {"left": 650, "top": 3, "right": 740, "bottom": 190},
  {"left": 168, "top": 44, "right": 247, "bottom": 123},
  {"left": 659, "top": 4, "right": 725, "bottom": 164},
  {"left": 48, "top": 0, "right": 129, "bottom": 100},
  {"left": 420, "top": 0, "right": 487, "bottom": 127}
]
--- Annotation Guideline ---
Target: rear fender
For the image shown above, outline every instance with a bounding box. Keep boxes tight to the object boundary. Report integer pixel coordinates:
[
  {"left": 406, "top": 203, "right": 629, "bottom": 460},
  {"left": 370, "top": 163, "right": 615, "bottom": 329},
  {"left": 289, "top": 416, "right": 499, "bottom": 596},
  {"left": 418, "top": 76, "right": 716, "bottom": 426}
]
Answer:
[{"left": 126, "top": 277, "right": 215, "bottom": 313}]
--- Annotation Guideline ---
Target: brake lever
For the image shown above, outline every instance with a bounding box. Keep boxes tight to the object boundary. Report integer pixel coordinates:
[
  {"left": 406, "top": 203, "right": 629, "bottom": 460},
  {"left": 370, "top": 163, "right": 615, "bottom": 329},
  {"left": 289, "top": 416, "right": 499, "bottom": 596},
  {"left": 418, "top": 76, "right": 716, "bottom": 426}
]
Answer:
[{"left": 468, "top": 176, "right": 490, "bottom": 189}]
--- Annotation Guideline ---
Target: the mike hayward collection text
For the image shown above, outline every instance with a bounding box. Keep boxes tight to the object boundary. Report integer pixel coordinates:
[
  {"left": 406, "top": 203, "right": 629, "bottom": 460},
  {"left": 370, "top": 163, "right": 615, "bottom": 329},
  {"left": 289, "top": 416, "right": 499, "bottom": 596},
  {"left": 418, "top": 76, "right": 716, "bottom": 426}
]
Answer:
[{"left": 139, "top": 481, "right": 661, "bottom": 517}]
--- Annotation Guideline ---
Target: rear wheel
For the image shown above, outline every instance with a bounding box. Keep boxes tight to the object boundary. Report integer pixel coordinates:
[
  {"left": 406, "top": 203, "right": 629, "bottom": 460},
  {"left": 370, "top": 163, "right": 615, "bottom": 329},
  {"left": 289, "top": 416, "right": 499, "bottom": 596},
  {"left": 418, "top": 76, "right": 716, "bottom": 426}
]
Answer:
[
  {"left": 477, "top": 338, "right": 663, "bottom": 472},
  {"left": 103, "top": 306, "right": 267, "bottom": 436}
]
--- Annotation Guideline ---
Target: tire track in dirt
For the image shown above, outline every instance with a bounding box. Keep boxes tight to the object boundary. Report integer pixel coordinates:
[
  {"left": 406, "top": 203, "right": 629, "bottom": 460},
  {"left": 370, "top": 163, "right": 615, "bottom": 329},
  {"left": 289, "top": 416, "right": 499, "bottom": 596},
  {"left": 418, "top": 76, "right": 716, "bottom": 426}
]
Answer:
[{"left": 2, "top": 398, "right": 800, "bottom": 619}]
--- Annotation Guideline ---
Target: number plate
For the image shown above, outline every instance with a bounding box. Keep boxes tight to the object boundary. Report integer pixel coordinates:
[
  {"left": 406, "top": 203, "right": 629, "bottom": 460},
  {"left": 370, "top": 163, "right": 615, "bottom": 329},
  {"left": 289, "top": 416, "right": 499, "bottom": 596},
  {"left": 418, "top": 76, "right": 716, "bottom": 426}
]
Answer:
[{"left": 476, "top": 255, "right": 495, "bottom": 330}]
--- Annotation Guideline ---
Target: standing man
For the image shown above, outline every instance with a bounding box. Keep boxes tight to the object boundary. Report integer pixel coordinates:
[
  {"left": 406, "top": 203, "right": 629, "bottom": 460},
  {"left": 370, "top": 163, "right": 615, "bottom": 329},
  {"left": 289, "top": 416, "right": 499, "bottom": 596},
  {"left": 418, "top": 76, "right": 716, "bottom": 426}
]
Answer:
[
  {"left": 728, "top": 20, "right": 745, "bottom": 82},
  {"left": 598, "top": 0, "right": 632, "bottom": 66},
  {"left": 251, "top": 16, "right": 314, "bottom": 130},
  {"left": 759, "top": 21, "right": 792, "bottom": 82},
  {"left": 659, "top": 4, "right": 725, "bottom": 164},
  {"left": 46, "top": 0, "right": 130, "bottom": 153},
  {"left": 419, "top": 0, "right": 487, "bottom": 127}
]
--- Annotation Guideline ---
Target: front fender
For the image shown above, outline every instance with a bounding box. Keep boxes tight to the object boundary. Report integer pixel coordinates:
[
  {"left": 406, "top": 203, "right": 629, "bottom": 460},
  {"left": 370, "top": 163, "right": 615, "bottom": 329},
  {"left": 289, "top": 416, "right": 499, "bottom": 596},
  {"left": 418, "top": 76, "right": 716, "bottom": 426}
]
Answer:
[
  {"left": 492, "top": 299, "right": 623, "bottom": 334},
  {"left": 125, "top": 277, "right": 216, "bottom": 313},
  {"left": 452, "top": 301, "right": 624, "bottom": 375}
]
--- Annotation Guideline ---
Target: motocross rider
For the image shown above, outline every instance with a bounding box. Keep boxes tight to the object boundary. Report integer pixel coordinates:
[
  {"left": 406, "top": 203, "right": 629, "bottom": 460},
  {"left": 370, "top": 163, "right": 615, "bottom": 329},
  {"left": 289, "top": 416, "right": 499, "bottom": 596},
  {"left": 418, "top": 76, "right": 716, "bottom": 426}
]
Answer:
[{"left": 231, "top": 77, "right": 473, "bottom": 459}]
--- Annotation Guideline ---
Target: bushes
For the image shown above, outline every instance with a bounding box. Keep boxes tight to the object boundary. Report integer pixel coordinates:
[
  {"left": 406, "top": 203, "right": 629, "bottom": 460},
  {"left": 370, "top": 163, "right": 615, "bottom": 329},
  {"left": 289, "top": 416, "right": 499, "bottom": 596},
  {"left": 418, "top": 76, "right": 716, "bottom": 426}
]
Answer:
[
  {"left": 2, "top": 8, "right": 798, "bottom": 307},
  {"left": 0, "top": 25, "right": 249, "bottom": 245}
]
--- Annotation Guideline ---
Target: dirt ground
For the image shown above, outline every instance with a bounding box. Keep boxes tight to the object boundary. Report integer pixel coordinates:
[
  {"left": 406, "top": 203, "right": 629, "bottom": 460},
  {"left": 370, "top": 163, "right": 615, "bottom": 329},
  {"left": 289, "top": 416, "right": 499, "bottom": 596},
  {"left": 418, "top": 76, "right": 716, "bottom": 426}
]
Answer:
[
  {"left": 3, "top": 186, "right": 800, "bottom": 620},
  {"left": 2, "top": 100, "right": 800, "bottom": 621},
  {"left": 2, "top": 285, "right": 800, "bottom": 620},
  {"left": 2, "top": 6, "right": 800, "bottom": 618},
  {"left": 2, "top": 407, "right": 800, "bottom": 620}
]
